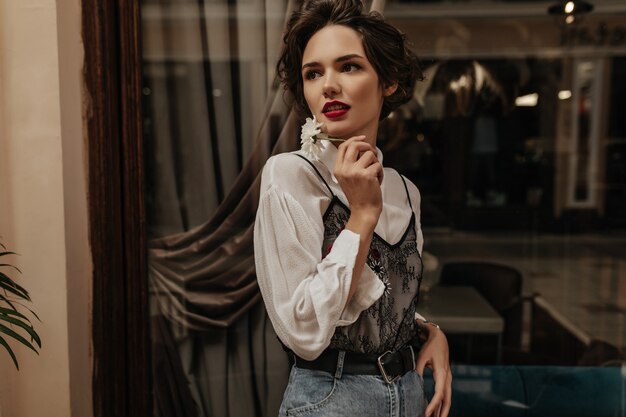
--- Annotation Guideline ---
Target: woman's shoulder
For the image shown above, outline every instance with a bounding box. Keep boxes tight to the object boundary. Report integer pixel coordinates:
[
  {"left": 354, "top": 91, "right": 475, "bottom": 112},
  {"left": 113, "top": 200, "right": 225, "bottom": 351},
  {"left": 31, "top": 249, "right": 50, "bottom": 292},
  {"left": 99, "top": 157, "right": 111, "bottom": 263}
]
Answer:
[
  {"left": 383, "top": 167, "right": 422, "bottom": 205},
  {"left": 263, "top": 151, "right": 321, "bottom": 178},
  {"left": 383, "top": 167, "right": 418, "bottom": 189},
  {"left": 265, "top": 150, "right": 310, "bottom": 169},
  {"left": 261, "top": 151, "right": 328, "bottom": 194}
]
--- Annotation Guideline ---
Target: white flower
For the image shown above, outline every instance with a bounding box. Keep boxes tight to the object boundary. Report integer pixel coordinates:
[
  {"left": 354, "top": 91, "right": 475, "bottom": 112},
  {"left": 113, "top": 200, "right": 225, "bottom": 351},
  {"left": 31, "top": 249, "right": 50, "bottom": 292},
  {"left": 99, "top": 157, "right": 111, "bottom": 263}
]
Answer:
[
  {"left": 300, "top": 116, "right": 327, "bottom": 160},
  {"left": 300, "top": 116, "right": 344, "bottom": 161},
  {"left": 301, "top": 116, "right": 323, "bottom": 142}
]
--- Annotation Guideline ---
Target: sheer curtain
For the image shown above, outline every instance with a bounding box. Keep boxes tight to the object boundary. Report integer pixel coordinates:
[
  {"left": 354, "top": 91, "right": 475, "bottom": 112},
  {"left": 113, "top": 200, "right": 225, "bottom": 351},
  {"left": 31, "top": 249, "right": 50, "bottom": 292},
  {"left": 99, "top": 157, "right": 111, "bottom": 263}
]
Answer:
[
  {"left": 140, "top": 1, "right": 384, "bottom": 416},
  {"left": 142, "top": 0, "right": 292, "bottom": 235},
  {"left": 142, "top": 1, "right": 296, "bottom": 415}
]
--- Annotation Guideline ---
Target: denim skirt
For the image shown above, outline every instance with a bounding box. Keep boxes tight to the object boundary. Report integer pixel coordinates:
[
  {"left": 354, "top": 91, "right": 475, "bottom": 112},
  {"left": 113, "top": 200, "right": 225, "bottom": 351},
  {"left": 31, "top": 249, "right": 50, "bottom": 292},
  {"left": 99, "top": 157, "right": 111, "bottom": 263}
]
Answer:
[{"left": 278, "top": 352, "right": 427, "bottom": 417}]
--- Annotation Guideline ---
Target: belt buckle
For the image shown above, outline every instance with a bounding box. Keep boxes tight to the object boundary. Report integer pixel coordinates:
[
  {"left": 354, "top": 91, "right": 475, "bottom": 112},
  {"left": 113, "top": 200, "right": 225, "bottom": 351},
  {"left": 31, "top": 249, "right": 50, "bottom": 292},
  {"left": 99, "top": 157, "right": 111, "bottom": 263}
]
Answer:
[{"left": 377, "top": 351, "right": 400, "bottom": 384}]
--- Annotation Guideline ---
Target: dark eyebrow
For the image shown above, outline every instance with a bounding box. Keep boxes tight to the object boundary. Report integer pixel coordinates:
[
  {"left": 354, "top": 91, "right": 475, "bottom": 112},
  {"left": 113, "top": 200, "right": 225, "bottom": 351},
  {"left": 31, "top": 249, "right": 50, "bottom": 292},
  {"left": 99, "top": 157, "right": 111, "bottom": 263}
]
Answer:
[
  {"left": 336, "top": 54, "right": 364, "bottom": 63},
  {"left": 301, "top": 54, "right": 365, "bottom": 70}
]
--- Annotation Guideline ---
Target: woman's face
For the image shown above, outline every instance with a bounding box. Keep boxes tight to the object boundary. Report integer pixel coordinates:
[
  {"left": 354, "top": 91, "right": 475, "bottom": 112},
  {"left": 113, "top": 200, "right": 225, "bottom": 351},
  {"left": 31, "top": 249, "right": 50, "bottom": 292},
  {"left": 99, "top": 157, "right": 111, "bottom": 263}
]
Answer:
[{"left": 301, "top": 24, "right": 396, "bottom": 143}]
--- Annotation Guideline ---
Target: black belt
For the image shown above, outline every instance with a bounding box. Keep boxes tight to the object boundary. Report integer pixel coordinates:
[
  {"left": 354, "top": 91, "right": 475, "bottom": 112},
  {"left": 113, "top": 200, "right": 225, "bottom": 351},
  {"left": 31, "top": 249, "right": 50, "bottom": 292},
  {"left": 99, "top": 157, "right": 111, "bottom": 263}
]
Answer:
[{"left": 293, "top": 345, "right": 417, "bottom": 384}]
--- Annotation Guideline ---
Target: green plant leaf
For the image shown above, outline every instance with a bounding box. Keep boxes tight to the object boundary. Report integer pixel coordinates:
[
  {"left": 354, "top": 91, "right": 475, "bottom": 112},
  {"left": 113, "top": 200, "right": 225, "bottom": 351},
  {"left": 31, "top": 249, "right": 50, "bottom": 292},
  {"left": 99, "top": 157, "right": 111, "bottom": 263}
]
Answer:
[
  {"left": 0, "top": 252, "right": 19, "bottom": 257},
  {"left": 0, "top": 307, "right": 32, "bottom": 322},
  {"left": 0, "top": 243, "right": 39, "bottom": 368},
  {"left": 0, "top": 297, "right": 41, "bottom": 321},
  {"left": 0, "top": 334, "right": 19, "bottom": 370},
  {"left": 20, "top": 305, "right": 40, "bottom": 322},
  {"left": 0, "top": 315, "right": 41, "bottom": 348},
  {"left": 0, "top": 271, "right": 30, "bottom": 293},
  {"left": 0, "top": 323, "right": 39, "bottom": 354},
  {"left": 0, "top": 272, "right": 31, "bottom": 300},
  {"left": 0, "top": 293, "right": 20, "bottom": 311},
  {"left": 0, "top": 264, "right": 22, "bottom": 274}
]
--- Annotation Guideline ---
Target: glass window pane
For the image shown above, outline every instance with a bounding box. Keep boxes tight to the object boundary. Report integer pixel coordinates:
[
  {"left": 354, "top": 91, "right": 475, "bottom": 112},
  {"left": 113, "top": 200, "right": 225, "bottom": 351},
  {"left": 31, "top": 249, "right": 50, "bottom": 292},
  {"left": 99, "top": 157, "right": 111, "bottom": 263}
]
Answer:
[{"left": 140, "top": 1, "right": 626, "bottom": 416}]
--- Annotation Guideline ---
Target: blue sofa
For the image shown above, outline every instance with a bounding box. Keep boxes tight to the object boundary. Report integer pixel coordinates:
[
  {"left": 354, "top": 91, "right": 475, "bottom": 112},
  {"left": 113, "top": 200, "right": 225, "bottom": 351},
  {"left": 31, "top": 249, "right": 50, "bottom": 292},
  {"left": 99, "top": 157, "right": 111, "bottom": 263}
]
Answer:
[{"left": 423, "top": 365, "right": 626, "bottom": 417}]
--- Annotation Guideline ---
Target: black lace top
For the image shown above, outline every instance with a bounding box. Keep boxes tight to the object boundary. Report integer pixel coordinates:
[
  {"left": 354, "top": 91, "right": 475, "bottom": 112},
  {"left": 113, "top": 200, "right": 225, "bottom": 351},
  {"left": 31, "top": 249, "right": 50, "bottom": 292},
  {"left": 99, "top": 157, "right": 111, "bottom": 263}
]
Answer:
[{"left": 295, "top": 154, "right": 424, "bottom": 355}]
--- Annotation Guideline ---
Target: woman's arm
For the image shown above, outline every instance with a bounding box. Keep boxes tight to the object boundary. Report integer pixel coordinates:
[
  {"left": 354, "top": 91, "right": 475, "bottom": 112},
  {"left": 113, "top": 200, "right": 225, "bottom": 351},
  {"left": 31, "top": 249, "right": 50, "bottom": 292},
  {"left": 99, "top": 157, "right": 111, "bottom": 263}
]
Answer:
[
  {"left": 334, "top": 136, "right": 384, "bottom": 302},
  {"left": 254, "top": 153, "right": 384, "bottom": 360},
  {"left": 415, "top": 321, "right": 452, "bottom": 417}
]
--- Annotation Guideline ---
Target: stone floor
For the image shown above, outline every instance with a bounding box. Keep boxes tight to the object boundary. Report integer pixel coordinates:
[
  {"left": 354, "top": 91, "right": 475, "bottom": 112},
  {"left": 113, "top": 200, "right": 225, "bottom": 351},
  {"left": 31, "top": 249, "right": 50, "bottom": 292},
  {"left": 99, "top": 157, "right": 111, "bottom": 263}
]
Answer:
[{"left": 421, "top": 229, "right": 626, "bottom": 353}]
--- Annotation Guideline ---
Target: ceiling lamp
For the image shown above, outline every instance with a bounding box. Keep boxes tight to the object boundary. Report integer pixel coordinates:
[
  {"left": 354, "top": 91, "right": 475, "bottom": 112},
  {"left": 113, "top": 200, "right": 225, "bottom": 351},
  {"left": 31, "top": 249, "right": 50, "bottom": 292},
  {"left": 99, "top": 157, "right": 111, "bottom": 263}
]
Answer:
[{"left": 548, "top": 1, "right": 594, "bottom": 25}]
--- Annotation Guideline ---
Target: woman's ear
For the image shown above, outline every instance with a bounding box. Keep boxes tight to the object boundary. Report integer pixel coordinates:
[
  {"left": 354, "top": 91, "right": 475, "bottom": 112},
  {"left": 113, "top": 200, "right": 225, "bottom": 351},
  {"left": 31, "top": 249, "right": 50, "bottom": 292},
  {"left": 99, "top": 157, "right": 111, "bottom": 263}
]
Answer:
[{"left": 383, "top": 81, "right": 398, "bottom": 97}]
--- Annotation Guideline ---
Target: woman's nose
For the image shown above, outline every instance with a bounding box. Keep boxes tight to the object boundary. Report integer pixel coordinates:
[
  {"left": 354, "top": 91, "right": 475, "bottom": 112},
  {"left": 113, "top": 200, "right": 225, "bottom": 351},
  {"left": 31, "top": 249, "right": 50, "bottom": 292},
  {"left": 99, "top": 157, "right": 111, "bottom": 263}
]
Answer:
[{"left": 322, "top": 72, "right": 340, "bottom": 97}]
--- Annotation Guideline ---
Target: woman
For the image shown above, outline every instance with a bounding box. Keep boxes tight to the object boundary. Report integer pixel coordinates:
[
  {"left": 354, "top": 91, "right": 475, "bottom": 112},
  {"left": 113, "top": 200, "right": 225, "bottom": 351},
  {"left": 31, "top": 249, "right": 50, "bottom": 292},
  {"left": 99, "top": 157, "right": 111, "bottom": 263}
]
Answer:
[{"left": 254, "top": 1, "right": 452, "bottom": 416}]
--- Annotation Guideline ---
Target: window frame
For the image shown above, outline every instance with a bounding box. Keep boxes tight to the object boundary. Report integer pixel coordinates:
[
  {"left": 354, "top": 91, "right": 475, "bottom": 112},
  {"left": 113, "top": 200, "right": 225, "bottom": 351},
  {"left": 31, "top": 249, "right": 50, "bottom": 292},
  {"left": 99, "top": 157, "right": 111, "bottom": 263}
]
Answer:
[{"left": 82, "top": 0, "right": 150, "bottom": 416}]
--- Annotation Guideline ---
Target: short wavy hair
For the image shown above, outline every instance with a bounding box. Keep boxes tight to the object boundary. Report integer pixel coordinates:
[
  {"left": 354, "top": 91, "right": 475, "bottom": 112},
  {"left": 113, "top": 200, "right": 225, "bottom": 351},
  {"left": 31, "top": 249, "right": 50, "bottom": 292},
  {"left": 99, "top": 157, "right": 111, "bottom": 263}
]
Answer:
[{"left": 276, "top": 0, "right": 423, "bottom": 120}]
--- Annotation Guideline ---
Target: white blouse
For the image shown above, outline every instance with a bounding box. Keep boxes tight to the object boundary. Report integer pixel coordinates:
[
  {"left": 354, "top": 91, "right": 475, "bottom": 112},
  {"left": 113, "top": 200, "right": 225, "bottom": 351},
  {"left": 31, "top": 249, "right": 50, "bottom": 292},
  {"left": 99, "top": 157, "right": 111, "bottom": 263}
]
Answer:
[{"left": 253, "top": 142, "right": 425, "bottom": 360}]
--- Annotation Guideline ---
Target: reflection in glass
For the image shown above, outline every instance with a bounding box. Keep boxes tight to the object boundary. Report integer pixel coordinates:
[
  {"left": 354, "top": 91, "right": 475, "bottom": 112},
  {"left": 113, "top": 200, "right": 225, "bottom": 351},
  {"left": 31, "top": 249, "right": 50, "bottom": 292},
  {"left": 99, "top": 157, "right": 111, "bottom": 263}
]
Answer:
[
  {"left": 138, "top": 0, "right": 626, "bottom": 415},
  {"left": 380, "top": 58, "right": 561, "bottom": 229},
  {"left": 142, "top": 1, "right": 293, "bottom": 416},
  {"left": 566, "top": 58, "right": 603, "bottom": 208}
]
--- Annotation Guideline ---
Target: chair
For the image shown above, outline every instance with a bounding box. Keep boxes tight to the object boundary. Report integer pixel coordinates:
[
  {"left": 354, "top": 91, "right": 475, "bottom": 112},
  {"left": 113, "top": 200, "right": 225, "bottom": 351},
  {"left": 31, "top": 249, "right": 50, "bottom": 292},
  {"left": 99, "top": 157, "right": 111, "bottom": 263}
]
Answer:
[
  {"left": 528, "top": 295, "right": 588, "bottom": 365},
  {"left": 439, "top": 261, "right": 527, "bottom": 363},
  {"left": 530, "top": 297, "right": 624, "bottom": 366}
]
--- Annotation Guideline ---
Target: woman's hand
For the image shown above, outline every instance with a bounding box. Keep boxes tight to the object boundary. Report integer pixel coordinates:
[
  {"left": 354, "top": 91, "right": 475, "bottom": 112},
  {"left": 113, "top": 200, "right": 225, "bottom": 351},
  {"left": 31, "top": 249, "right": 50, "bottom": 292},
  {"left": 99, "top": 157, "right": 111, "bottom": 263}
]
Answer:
[
  {"left": 415, "top": 324, "right": 452, "bottom": 417},
  {"left": 334, "top": 136, "right": 383, "bottom": 222},
  {"left": 334, "top": 136, "right": 383, "bottom": 302}
]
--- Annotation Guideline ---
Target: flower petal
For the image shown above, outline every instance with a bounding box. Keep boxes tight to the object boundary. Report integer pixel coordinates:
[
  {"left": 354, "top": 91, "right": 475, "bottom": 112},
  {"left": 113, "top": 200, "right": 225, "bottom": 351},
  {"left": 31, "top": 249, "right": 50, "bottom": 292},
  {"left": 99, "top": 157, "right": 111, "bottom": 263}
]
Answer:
[{"left": 300, "top": 116, "right": 324, "bottom": 160}]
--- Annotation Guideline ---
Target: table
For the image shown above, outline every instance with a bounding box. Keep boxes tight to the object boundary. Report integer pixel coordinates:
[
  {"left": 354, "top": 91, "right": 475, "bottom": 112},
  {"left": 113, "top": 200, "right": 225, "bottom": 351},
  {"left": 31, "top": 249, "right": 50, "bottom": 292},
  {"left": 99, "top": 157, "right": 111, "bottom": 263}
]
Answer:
[{"left": 419, "top": 285, "right": 504, "bottom": 363}]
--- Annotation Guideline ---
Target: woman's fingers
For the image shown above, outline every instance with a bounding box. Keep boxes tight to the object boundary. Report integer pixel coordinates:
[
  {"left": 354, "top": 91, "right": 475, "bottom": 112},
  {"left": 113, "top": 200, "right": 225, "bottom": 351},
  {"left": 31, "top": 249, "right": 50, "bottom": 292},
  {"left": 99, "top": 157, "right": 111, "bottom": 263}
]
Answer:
[
  {"left": 414, "top": 327, "right": 452, "bottom": 417},
  {"left": 343, "top": 141, "right": 374, "bottom": 164},
  {"left": 441, "top": 371, "right": 452, "bottom": 417},
  {"left": 426, "top": 367, "right": 453, "bottom": 417},
  {"left": 425, "top": 392, "right": 442, "bottom": 417},
  {"left": 355, "top": 150, "right": 378, "bottom": 168},
  {"left": 337, "top": 135, "right": 367, "bottom": 163},
  {"left": 365, "top": 160, "right": 383, "bottom": 183},
  {"left": 336, "top": 138, "right": 381, "bottom": 183},
  {"left": 425, "top": 367, "right": 446, "bottom": 417},
  {"left": 334, "top": 136, "right": 382, "bottom": 214}
]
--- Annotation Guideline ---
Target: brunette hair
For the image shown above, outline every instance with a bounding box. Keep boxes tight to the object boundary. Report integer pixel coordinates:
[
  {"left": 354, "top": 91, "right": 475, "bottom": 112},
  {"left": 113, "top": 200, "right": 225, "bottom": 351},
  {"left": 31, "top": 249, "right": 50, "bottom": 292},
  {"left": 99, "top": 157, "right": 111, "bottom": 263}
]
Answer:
[{"left": 277, "top": 0, "right": 422, "bottom": 120}]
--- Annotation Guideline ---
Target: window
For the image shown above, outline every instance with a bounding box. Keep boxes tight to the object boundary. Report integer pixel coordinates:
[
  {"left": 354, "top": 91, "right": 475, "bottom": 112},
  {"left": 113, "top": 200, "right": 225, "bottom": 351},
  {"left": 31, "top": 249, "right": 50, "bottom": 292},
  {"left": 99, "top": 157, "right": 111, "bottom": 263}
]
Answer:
[{"left": 87, "top": 1, "right": 626, "bottom": 416}]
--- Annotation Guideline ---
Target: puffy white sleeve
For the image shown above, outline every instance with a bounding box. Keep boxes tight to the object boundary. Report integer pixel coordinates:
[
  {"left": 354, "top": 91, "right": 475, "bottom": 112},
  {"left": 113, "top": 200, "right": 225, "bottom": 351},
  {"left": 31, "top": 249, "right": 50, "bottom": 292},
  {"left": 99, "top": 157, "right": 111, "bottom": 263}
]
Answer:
[{"left": 254, "top": 155, "right": 384, "bottom": 360}]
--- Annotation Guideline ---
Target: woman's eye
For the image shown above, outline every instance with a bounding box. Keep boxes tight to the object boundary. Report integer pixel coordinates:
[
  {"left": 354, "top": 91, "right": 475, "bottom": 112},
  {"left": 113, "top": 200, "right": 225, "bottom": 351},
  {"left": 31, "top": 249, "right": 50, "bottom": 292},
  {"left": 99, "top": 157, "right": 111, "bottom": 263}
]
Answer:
[
  {"left": 304, "top": 70, "right": 321, "bottom": 80},
  {"left": 342, "top": 63, "right": 360, "bottom": 72}
]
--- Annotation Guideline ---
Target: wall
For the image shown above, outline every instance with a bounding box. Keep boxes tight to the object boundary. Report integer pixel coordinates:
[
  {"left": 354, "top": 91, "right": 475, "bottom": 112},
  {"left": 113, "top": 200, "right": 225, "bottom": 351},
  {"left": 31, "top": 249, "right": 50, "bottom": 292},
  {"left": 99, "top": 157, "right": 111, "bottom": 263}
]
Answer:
[{"left": 0, "top": 0, "right": 91, "bottom": 416}]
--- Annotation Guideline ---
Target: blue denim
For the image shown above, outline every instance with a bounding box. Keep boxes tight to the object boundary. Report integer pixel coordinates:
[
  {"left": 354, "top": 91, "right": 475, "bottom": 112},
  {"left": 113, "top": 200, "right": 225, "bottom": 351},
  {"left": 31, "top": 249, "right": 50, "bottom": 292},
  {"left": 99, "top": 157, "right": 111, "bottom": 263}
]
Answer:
[{"left": 279, "top": 352, "right": 427, "bottom": 417}]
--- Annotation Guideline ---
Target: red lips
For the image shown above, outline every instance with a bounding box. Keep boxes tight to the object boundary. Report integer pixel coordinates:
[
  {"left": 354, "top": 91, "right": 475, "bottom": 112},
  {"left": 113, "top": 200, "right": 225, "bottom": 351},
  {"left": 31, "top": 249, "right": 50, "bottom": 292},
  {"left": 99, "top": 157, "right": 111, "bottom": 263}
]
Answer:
[{"left": 322, "top": 100, "right": 350, "bottom": 119}]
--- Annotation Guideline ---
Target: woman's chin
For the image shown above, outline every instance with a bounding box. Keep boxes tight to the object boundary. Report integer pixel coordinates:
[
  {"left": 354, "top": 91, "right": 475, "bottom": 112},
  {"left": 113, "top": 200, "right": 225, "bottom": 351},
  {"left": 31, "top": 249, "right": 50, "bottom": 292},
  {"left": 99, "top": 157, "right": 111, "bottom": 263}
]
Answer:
[
  {"left": 318, "top": 116, "right": 363, "bottom": 140},
  {"left": 323, "top": 124, "right": 352, "bottom": 140}
]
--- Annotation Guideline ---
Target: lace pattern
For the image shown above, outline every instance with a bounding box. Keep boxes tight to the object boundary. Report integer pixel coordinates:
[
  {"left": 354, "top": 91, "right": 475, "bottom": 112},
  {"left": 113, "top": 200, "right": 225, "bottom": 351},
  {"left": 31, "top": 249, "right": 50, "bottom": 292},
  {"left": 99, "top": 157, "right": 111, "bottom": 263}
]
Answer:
[{"left": 322, "top": 197, "right": 423, "bottom": 354}]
